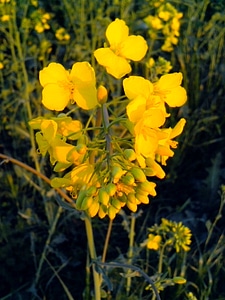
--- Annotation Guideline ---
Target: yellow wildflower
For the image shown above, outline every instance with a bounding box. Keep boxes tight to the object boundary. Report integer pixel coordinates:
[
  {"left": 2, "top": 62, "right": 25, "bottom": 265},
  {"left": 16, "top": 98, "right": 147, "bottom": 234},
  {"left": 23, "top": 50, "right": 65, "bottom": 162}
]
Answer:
[
  {"left": 55, "top": 28, "right": 70, "bottom": 41},
  {"left": 156, "top": 118, "right": 186, "bottom": 165},
  {"left": 39, "top": 62, "right": 98, "bottom": 111},
  {"left": 94, "top": 18, "right": 148, "bottom": 79},
  {"left": 147, "top": 234, "right": 162, "bottom": 250},
  {"left": 153, "top": 72, "right": 187, "bottom": 107},
  {"left": 1, "top": 15, "right": 10, "bottom": 22},
  {"left": 0, "top": 62, "right": 4, "bottom": 69}
]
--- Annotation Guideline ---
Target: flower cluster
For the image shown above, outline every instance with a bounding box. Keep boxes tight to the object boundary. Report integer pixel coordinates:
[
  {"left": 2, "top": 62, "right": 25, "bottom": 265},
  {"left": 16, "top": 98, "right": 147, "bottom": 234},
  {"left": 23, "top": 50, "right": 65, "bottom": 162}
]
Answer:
[
  {"left": 144, "top": 1, "right": 183, "bottom": 52},
  {"left": 30, "top": 18, "right": 187, "bottom": 220},
  {"left": 30, "top": 8, "right": 51, "bottom": 33},
  {"left": 142, "top": 218, "right": 192, "bottom": 252}
]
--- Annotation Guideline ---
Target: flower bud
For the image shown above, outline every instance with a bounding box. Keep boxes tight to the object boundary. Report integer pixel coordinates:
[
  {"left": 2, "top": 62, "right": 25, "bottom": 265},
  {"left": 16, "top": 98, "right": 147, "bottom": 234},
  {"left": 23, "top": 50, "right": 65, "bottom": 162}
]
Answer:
[
  {"left": 172, "top": 277, "right": 187, "bottom": 284},
  {"left": 108, "top": 205, "right": 117, "bottom": 220},
  {"left": 126, "top": 200, "right": 137, "bottom": 212},
  {"left": 111, "top": 198, "right": 121, "bottom": 210},
  {"left": 98, "top": 204, "right": 107, "bottom": 219},
  {"left": 138, "top": 181, "right": 157, "bottom": 196},
  {"left": 97, "top": 85, "right": 108, "bottom": 104},
  {"left": 76, "top": 143, "right": 87, "bottom": 154},
  {"left": 99, "top": 188, "right": 110, "bottom": 205},
  {"left": 127, "top": 193, "right": 137, "bottom": 204},
  {"left": 86, "top": 186, "right": 97, "bottom": 197},
  {"left": 111, "top": 165, "right": 126, "bottom": 183},
  {"left": 135, "top": 192, "right": 149, "bottom": 204},
  {"left": 87, "top": 199, "right": 99, "bottom": 217},
  {"left": 105, "top": 183, "right": 117, "bottom": 196},
  {"left": 80, "top": 196, "right": 94, "bottom": 210},
  {"left": 130, "top": 167, "right": 146, "bottom": 182},
  {"left": 123, "top": 149, "right": 136, "bottom": 161},
  {"left": 121, "top": 173, "right": 135, "bottom": 186}
]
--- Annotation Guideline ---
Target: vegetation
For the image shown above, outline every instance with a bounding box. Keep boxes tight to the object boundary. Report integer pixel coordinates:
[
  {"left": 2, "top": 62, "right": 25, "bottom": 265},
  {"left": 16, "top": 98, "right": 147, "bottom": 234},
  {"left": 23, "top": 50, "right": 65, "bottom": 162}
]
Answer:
[{"left": 0, "top": 0, "right": 225, "bottom": 299}]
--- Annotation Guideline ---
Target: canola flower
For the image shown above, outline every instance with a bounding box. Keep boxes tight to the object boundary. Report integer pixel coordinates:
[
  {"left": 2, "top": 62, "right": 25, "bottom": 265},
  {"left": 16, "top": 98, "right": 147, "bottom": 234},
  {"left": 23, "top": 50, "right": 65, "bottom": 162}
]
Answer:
[
  {"left": 39, "top": 62, "right": 98, "bottom": 111},
  {"left": 144, "top": 218, "right": 192, "bottom": 253},
  {"left": 94, "top": 18, "right": 148, "bottom": 79},
  {"left": 30, "top": 18, "right": 187, "bottom": 220}
]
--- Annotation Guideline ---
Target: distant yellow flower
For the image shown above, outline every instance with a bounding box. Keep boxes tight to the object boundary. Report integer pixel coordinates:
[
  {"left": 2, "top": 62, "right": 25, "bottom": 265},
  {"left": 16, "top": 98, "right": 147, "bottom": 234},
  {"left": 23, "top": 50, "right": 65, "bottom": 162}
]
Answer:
[
  {"left": 147, "top": 234, "right": 162, "bottom": 250},
  {"left": 1, "top": 15, "right": 10, "bottom": 22},
  {"left": 94, "top": 18, "right": 148, "bottom": 79},
  {"left": 39, "top": 62, "right": 98, "bottom": 111},
  {"left": 55, "top": 28, "right": 70, "bottom": 41},
  {"left": 153, "top": 72, "right": 187, "bottom": 107},
  {"left": 0, "top": 62, "right": 4, "bottom": 69}
]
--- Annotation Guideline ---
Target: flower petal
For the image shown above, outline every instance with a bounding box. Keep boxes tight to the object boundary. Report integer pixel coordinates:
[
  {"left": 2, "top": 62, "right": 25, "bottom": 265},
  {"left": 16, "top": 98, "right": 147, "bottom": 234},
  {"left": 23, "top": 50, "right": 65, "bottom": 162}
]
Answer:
[
  {"left": 123, "top": 76, "right": 153, "bottom": 100},
  {"left": 39, "top": 63, "right": 69, "bottom": 87},
  {"left": 94, "top": 48, "right": 131, "bottom": 79},
  {"left": 126, "top": 95, "right": 146, "bottom": 123},
  {"left": 164, "top": 86, "right": 187, "bottom": 107},
  {"left": 120, "top": 35, "right": 148, "bottom": 61},
  {"left": 106, "top": 18, "right": 129, "bottom": 46},
  {"left": 157, "top": 72, "right": 183, "bottom": 89},
  {"left": 42, "top": 83, "right": 70, "bottom": 111}
]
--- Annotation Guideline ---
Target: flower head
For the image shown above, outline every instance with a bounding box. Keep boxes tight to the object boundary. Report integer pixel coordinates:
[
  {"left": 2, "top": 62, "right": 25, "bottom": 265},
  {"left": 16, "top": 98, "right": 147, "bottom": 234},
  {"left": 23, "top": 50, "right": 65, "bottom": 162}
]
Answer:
[
  {"left": 94, "top": 19, "right": 148, "bottom": 79},
  {"left": 39, "top": 62, "right": 98, "bottom": 111},
  {"left": 146, "top": 234, "right": 162, "bottom": 250}
]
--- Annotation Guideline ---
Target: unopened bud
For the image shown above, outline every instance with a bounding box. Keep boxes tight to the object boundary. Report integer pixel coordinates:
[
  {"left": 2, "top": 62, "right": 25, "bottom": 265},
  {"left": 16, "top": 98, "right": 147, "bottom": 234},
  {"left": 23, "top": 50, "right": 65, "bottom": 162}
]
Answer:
[
  {"left": 138, "top": 181, "right": 156, "bottom": 196},
  {"left": 97, "top": 85, "right": 108, "bottom": 104},
  {"left": 111, "top": 198, "right": 121, "bottom": 210},
  {"left": 108, "top": 205, "right": 117, "bottom": 220},
  {"left": 124, "top": 149, "right": 136, "bottom": 161},
  {"left": 111, "top": 165, "right": 126, "bottom": 183},
  {"left": 105, "top": 183, "right": 117, "bottom": 196},
  {"left": 172, "top": 277, "right": 187, "bottom": 284},
  {"left": 121, "top": 173, "right": 135, "bottom": 186},
  {"left": 81, "top": 196, "right": 93, "bottom": 210},
  {"left": 99, "top": 188, "right": 110, "bottom": 206},
  {"left": 130, "top": 167, "right": 146, "bottom": 182}
]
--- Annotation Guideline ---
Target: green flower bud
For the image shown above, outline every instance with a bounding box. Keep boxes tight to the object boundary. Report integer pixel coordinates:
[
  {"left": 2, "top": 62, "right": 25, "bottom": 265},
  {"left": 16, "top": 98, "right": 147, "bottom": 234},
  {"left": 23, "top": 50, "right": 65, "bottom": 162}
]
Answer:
[
  {"left": 99, "top": 188, "right": 110, "bottom": 206},
  {"left": 172, "top": 277, "right": 187, "bottom": 284},
  {"left": 105, "top": 183, "right": 117, "bottom": 196},
  {"left": 111, "top": 198, "right": 121, "bottom": 210},
  {"left": 80, "top": 196, "right": 94, "bottom": 210},
  {"left": 108, "top": 205, "right": 117, "bottom": 220},
  {"left": 135, "top": 192, "right": 149, "bottom": 204},
  {"left": 130, "top": 167, "right": 146, "bottom": 182},
  {"left": 124, "top": 149, "right": 136, "bottom": 161},
  {"left": 121, "top": 173, "right": 135, "bottom": 186},
  {"left": 127, "top": 193, "right": 137, "bottom": 204},
  {"left": 86, "top": 186, "right": 97, "bottom": 197},
  {"left": 111, "top": 165, "right": 126, "bottom": 183},
  {"left": 76, "top": 143, "right": 87, "bottom": 154},
  {"left": 138, "top": 181, "right": 156, "bottom": 196}
]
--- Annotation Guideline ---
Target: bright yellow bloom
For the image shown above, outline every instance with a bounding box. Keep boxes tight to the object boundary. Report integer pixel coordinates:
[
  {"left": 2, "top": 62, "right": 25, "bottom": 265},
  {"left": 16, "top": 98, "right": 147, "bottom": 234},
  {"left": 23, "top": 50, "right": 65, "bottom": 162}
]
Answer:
[
  {"left": 123, "top": 76, "right": 168, "bottom": 125},
  {"left": 1, "top": 15, "right": 10, "bottom": 22},
  {"left": 147, "top": 234, "right": 162, "bottom": 250},
  {"left": 94, "top": 18, "right": 148, "bottom": 79},
  {"left": 156, "top": 118, "right": 186, "bottom": 165},
  {"left": 39, "top": 62, "right": 98, "bottom": 111},
  {"left": 153, "top": 72, "right": 187, "bottom": 107},
  {"left": 55, "top": 28, "right": 70, "bottom": 41},
  {"left": 36, "top": 120, "right": 74, "bottom": 165}
]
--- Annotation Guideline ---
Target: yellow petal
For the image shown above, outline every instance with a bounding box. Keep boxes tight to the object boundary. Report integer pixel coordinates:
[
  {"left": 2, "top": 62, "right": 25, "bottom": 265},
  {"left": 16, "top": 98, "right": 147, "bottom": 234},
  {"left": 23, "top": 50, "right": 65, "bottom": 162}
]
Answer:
[
  {"left": 123, "top": 76, "right": 153, "bottom": 100},
  {"left": 70, "top": 62, "right": 96, "bottom": 84},
  {"left": 42, "top": 83, "right": 70, "bottom": 111},
  {"left": 94, "top": 48, "right": 131, "bottom": 79},
  {"left": 126, "top": 95, "right": 146, "bottom": 123},
  {"left": 51, "top": 138, "right": 74, "bottom": 164},
  {"left": 39, "top": 63, "right": 69, "bottom": 87},
  {"left": 157, "top": 72, "right": 183, "bottom": 89},
  {"left": 143, "top": 108, "right": 166, "bottom": 128},
  {"left": 164, "top": 86, "right": 187, "bottom": 107},
  {"left": 70, "top": 62, "right": 98, "bottom": 110},
  {"left": 120, "top": 35, "right": 148, "bottom": 61},
  {"left": 106, "top": 18, "right": 129, "bottom": 46},
  {"left": 170, "top": 118, "right": 186, "bottom": 139},
  {"left": 41, "top": 120, "right": 57, "bottom": 142}
]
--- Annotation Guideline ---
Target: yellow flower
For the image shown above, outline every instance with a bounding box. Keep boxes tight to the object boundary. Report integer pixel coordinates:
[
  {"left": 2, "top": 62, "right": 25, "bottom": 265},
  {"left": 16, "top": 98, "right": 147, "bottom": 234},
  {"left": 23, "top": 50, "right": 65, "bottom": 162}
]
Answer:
[
  {"left": 36, "top": 119, "right": 74, "bottom": 165},
  {"left": 94, "top": 18, "right": 148, "bottom": 79},
  {"left": 147, "top": 234, "right": 162, "bottom": 250},
  {"left": 1, "top": 15, "right": 10, "bottom": 22},
  {"left": 123, "top": 76, "right": 168, "bottom": 125},
  {"left": 39, "top": 62, "right": 98, "bottom": 111},
  {"left": 55, "top": 28, "right": 70, "bottom": 41},
  {"left": 153, "top": 72, "right": 187, "bottom": 107},
  {"left": 156, "top": 118, "right": 186, "bottom": 165},
  {"left": 0, "top": 62, "right": 4, "bottom": 69}
]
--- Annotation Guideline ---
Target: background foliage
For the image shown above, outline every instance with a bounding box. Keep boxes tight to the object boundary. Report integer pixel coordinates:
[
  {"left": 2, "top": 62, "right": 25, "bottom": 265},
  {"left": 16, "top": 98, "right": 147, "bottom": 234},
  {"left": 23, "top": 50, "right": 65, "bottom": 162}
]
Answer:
[{"left": 0, "top": 0, "right": 225, "bottom": 299}]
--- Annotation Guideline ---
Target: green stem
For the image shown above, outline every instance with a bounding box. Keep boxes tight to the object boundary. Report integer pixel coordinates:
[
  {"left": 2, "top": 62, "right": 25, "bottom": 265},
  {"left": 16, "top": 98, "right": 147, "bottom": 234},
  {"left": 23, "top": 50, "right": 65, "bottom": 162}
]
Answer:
[
  {"left": 84, "top": 213, "right": 101, "bottom": 300},
  {"left": 126, "top": 214, "right": 136, "bottom": 295}
]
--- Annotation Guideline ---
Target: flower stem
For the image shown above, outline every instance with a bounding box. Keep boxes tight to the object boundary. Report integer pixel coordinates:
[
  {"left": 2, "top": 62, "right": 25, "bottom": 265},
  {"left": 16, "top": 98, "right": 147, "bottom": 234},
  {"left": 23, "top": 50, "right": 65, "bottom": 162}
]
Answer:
[
  {"left": 126, "top": 214, "right": 136, "bottom": 295},
  {"left": 83, "top": 213, "right": 101, "bottom": 300}
]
